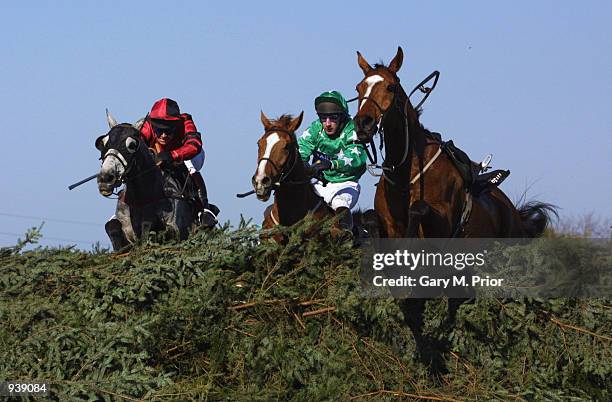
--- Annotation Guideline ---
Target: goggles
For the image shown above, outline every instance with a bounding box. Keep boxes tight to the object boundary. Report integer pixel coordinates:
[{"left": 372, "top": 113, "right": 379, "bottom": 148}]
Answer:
[
  {"left": 317, "top": 113, "right": 343, "bottom": 123},
  {"left": 151, "top": 121, "right": 177, "bottom": 137}
]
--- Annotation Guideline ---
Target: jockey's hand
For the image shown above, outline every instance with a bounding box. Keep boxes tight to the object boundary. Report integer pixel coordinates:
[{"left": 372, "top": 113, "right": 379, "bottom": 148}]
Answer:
[
  {"left": 312, "top": 151, "right": 332, "bottom": 164},
  {"left": 309, "top": 159, "right": 332, "bottom": 178},
  {"left": 155, "top": 151, "right": 173, "bottom": 168}
]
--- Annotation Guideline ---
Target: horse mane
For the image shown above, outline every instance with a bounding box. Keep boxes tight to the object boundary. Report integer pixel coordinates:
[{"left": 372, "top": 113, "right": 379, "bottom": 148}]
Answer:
[
  {"left": 270, "top": 114, "right": 299, "bottom": 141},
  {"left": 110, "top": 123, "right": 135, "bottom": 130},
  {"left": 271, "top": 114, "right": 295, "bottom": 129}
]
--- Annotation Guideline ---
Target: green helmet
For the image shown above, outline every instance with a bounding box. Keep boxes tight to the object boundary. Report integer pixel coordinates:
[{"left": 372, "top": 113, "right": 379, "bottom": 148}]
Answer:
[{"left": 315, "top": 90, "right": 349, "bottom": 115}]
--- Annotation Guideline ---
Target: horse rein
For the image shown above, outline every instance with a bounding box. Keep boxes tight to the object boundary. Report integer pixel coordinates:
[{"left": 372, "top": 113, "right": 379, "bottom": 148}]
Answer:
[
  {"left": 237, "top": 128, "right": 313, "bottom": 198},
  {"left": 99, "top": 148, "right": 134, "bottom": 197},
  {"left": 356, "top": 86, "right": 410, "bottom": 185},
  {"left": 365, "top": 72, "right": 471, "bottom": 237},
  {"left": 99, "top": 140, "right": 161, "bottom": 197},
  {"left": 355, "top": 71, "right": 440, "bottom": 177}
]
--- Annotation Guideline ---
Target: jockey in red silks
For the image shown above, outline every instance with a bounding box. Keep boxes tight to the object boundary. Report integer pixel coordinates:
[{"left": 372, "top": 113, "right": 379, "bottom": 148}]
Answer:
[{"left": 140, "top": 98, "right": 218, "bottom": 227}]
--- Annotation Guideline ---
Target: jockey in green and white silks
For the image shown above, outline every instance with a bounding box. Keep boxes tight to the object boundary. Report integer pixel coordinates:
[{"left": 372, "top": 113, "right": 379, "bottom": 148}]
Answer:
[{"left": 298, "top": 91, "right": 367, "bottom": 230}]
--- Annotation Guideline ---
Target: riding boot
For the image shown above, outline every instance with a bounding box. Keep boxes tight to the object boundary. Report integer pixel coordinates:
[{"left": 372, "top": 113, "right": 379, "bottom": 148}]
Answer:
[
  {"left": 335, "top": 207, "right": 353, "bottom": 235},
  {"left": 190, "top": 172, "right": 218, "bottom": 228}
]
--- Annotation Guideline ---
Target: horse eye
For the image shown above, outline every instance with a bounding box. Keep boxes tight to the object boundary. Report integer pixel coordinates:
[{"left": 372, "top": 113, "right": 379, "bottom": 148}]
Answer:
[
  {"left": 387, "top": 84, "right": 396, "bottom": 92},
  {"left": 125, "top": 137, "right": 139, "bottom": 153},
  {"left": 95, "top": 134, "right": 109, "bottom": 151}
]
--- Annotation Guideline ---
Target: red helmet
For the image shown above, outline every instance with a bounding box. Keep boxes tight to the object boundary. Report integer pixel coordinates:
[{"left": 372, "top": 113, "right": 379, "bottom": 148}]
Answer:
[{"left": 149, "top": 98, "right": 182, "bottom": 121}]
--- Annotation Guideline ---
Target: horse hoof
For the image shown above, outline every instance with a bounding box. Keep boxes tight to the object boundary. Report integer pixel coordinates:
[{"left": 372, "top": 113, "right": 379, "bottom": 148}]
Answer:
[{"left": 199, "top": 209, "right": 218, "bottom": 228}]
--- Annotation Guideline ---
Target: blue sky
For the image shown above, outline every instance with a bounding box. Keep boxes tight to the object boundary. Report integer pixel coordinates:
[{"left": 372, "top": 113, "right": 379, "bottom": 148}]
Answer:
[{"left": 1, "top": 1, "right": 610, "bottom": 248}]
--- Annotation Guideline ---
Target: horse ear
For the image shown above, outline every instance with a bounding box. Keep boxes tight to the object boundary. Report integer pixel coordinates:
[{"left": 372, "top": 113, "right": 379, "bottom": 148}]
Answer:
[
  {"left": 357, "top": 51, "right": 373, "bottom": 75},
  {"left": 106, "top": 108, "right": 118, "bottom": 128},
  {"left": 133, "top": 116, "right": 146, "bottom": 131},
  {"left": 95, "top": 134, "right": 109, "bottom": 151},
  {"left": 260, "top": 110, "right": 272, "bottom": 130},
  {"left": 388, "top": 46, "right": 403, "bottom": 74},
  {"left": 288, "top": 111, "right": 304, "bottom": 132}
]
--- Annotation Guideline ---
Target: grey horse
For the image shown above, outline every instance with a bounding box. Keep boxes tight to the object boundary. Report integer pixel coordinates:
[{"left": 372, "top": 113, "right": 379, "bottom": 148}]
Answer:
[{"left": 96, "top": 111, "right": 196, "bottom": 251}]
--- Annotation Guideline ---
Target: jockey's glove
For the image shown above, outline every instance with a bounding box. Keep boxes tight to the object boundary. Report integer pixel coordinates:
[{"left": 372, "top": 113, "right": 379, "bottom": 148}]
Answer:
[
  {"left": 155, "top": 151, "right": 173, "bottom": 168},
  {"left": 309, "top": 159, "right": 332, "bottom": 176}
]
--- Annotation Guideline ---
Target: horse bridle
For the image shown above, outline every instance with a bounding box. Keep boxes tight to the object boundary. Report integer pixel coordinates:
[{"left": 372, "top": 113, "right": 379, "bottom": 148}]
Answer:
[
  {"left": 357, "top": 71, "right": 440, "bottom": 186},
  {"left": 257, "top": 127, "right": 301, "bottom": 188},
  {"left": 357, "top": 78, "right": 411, "bottom": 184},
  {"left": 99, "top": 138, "right": 157, "bottom": 196}
]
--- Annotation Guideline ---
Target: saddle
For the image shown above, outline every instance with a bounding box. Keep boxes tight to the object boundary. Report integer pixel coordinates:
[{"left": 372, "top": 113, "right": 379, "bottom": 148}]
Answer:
[
  {"left": 161, "top": 165, "right": 199, "bottom": 202},
  {"left": 161, "top": 165, "right": 221, "bottom": 218},
  {"left": 427, "top": 132, "right": 510, "bottom": 196}
]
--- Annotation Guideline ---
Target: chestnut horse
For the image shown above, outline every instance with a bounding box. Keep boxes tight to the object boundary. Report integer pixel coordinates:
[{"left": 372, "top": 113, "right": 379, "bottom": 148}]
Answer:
[
  {"left": 353, "top": 47, "right": 556, "bottom": 238},
  {"left": 252, "top": 112, "right": 335, "bottom": 234}
]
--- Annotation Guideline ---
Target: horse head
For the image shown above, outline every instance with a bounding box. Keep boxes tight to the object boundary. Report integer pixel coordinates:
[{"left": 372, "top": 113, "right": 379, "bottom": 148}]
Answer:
[
  {"left": 353, "top": 46, "right": 406, "bottom": 143},
  {"left": 95, "top": 110, "right": 147, "bottom": 196},
  {"left": 252, "top": 111, "right": 304, "bottom": 201}
]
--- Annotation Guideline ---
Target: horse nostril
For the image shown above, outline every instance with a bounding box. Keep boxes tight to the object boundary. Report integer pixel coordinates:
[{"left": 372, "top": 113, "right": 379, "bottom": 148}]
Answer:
[
  {"left": 261, "top": 176, "right": 272, "bottom": 187},
  {"left": 355, "top": 115, "right": 374, "bottom": 131},
  {"left": 102, "top": 172, "right": 115, "bottom": 183}
]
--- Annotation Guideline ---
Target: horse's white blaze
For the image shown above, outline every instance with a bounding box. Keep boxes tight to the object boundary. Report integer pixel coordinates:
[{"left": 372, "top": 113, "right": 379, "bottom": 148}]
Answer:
[
  {"left": 359, "top": 75, "right": 385, "bottom": 110},
  {"left": 256, "top": 133, "right": 280, "bottom": 183}
]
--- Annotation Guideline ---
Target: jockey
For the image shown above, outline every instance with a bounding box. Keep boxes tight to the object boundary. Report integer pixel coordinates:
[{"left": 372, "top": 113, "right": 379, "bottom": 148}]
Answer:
[
  {"left": 298, "top": 90, "right": 367, "bottom": 231},
  {"left": 140, "top": 98, "right": 218, "bottom": 228}
]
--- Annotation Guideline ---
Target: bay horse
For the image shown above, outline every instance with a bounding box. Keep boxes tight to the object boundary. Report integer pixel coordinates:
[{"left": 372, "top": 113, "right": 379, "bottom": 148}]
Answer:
[
  {"left": 95, "top": 111, "right": 197, "bottom": 250},
  {"left": 353, "top": 47, "right": 556, "bottom": 238},
  {"left": 252, "top": 112, "right": 335, "bottom": 239},
  {"left": 353, "top": 47, "right": 557, "bottom": 373}
]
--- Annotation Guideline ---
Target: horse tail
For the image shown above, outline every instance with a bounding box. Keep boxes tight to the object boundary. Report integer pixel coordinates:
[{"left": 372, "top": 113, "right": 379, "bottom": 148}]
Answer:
[{"left": 517, "top": 201, "right": 558, "bottom": 237}]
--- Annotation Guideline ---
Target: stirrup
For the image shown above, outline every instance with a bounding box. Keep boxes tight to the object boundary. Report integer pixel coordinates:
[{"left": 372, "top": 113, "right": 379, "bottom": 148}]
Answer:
[{"left": 479, "top": 154, "right": 492, "bottom": 172}]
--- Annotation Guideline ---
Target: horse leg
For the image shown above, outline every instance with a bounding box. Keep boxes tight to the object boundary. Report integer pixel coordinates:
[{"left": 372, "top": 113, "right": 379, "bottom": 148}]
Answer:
[
  {"left": 173, "top": 199, "right": 194, "bottom": 240},
  {"left": 357, "top": 209, "right": 381, "bottom": 239},
  {"left": 375, "top": 202, "right": 405, "bottom": 238},
  {"left": 406, "top": 200, "right": 431, "bottom": 237},
  {"left": 262, "top": 204, "right": 285, "bottom": 244},
  {"left": 105, "top": 218, "right": 129, "bottom": 251},
  {"left": 106, "top": 198, "right": 136, "bottom": 251},
  {"left": 157, "top": 199, "right": 181, "bottom": 241}
]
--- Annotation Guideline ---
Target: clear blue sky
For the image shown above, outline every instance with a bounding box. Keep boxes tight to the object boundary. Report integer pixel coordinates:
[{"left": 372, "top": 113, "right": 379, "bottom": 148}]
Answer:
[{"left": 1, "top": 1, "right": 610, "bottom": 248}]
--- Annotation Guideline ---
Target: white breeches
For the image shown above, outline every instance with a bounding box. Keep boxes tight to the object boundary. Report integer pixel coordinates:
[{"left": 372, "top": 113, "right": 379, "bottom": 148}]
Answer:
[
  {"left": 313, "top": 180, "right": 360, "bottom": 210},
  {"left": 184, "top": 149, "right": 205, "bottom": 174}
]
